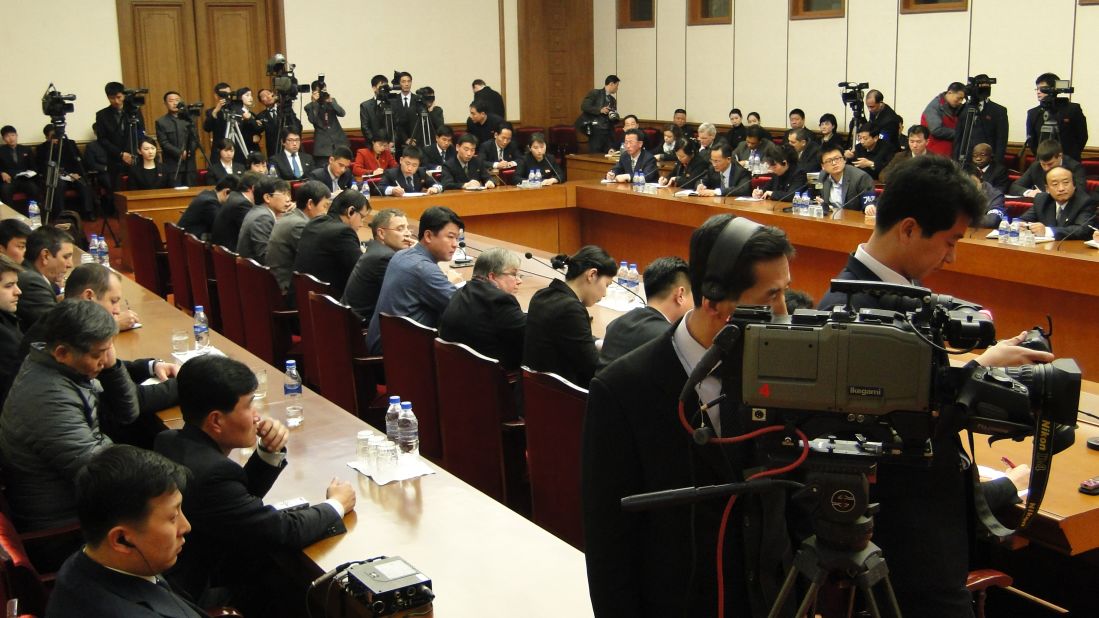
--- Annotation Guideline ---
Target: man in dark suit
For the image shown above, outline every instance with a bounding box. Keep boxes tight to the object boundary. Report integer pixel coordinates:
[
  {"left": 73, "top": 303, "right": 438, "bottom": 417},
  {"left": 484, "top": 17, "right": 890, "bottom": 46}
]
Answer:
[
  {"left": 421, "top": 125, "right": 456, "bottom": 169},
  {"left": 438, "top": 247, "right": 526, "bottom": 369},
  {"left": 968, "top": 142, "right": 1010, "bottom": 194},
  {"left": 155, "top": 92, "right": 198, "bottom": 187},
  {"left": 696, "top": 141, "right": 751, "bottom": 197},
  {"left": 255, "top": 88, "right": 302, "bottom": 157},
  {"left": 154, "top": 355, "right": 355, "bottom": 607},
  {"left": 954, "top": 79, "right": 1009, "bottom": 162},
  {"left": 818, "top": 143, "right": 876, "bottom": 212},
  {"left": 342, "top": 208, "right": 412, "bottom": 321},
  {"left": 1026, "top": 72, "right": 1088, "bottom": 161},
  {"left": 607, "top": 129, "right": 658, "bottom": 184},
  {"left": 47, "top": 445, "right": 207, "bottom": 618},
  {"left": 1010, "top": 138, "right": 1087, "bottom": 197},
  {"left": 466, "top": 101, "right": 504, "bottom": 147},
  {"left": 472, "top": 79, "right": 506, "bottom": 119},
  {"left": 209, "top": 171, "right": 260, "bottom": 251},
  {"left": 577, "top": 75, "right": 619, "bottom": 154},
  {"left": 0, "top": 126, "right": 41, "bottom": 208},
  {"left": 293, "top": 190, "right": 371, "bottom": 298},
  {"left": 304, "top": 80, "right": 349, "bottom": 158},
  {"left": 1017, "top": 166, "right": 1097, "bottom": 240},
  {"left": 817, "top": 156, "right": 1050, "bottom": 617},
  {"left": 177, "top": 175, "right": 238, "bottom": 241},
  {"left": 95, "top": 81, "right": 146, "bottom": 189},
  {"left": 16, "top": 225, "right": 73, "bottom": 331},
  {"left": 359, "top": 75, "right": 391, "bottom": 143},
  {"left": 269, "top": 128, "right": 315, "bottom": 181},
  {"left": 786, "top": 127, "right": 821, "bottom": 176},
  {"left": 583, "top": 216, "right": 796, "bottom": 617},
  {"left": 308, "top": 145, "right": 354, "bottom": 193},
  {"left": 477, "top": 122, "right": 520, "bottom": 179},
  {"left": 865, "top": 89, "right": 902, "bottom": 149},
  {"left": 380, "top": 147, "right": 442, "bottom": 196},
  {"left": 441, "top": 134, "right": 495, "bottom": 190},
  {"left": 598, "top": 256, "right": 691, "bottom": 368},
  {"left": 732, "top": 125, "right": 776, "bottom": 166},
  {"left": 845, "top": 126, "right": 896, "bottom": 181}
]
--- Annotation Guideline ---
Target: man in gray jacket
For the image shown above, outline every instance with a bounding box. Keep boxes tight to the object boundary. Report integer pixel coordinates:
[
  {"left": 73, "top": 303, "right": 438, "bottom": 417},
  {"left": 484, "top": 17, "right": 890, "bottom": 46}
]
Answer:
[{"left": 0, "top": 300, "right": 138, "bottom": 568}]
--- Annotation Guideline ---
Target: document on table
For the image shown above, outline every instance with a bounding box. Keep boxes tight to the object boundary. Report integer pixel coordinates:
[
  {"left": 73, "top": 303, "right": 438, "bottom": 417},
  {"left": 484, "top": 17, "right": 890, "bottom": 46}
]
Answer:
[
  {"left": 985, "top": 230, "right": 1054, "bottom": 243},
  {"left": 977, "top": 465, "right": 1028, "bottom": 498},
  {"left": 1085, "top": 239, "right": 1099, "bottom": 249},
  {"left": 734, "top": 197, "right": 763, "bottom": 202}
]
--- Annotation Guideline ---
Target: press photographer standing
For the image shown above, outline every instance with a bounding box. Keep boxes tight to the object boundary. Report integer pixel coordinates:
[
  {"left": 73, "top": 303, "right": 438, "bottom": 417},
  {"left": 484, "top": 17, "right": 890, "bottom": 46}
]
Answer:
[
  {"left": 577, "top": 75, "right": 620, "bottom": 154},
  {"left": 155, "top": 91, "right": 197, "bottom": 186},
  {"left": 1026, "top": 72, "right": 1089, "bottom": 162},
  {"left": 305, "top": 78, "right": 348, "bottom": 159},
  {"left": 94, "top": 82, "right": 145, "bottom": 188}
]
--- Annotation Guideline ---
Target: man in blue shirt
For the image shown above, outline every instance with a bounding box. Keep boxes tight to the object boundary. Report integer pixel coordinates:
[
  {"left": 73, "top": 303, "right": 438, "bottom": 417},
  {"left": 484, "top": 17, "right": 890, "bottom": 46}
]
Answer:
[{"left": 366, "top": 206, "right": 465, "bottom": 354}]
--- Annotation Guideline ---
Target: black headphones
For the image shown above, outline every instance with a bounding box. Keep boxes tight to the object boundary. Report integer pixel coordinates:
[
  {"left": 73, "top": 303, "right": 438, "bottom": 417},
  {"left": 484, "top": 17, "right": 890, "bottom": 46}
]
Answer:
[{"left": 701, "top": 216, "right": 763, "bottom": 302}]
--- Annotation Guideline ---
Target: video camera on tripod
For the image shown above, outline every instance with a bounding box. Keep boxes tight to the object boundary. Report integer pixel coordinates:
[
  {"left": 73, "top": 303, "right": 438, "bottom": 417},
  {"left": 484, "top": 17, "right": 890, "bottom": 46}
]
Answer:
[
  {"left": 1039, "top": 79, "right": 1075, "bottom": 104},
  {"left": 964, "top": 74, "right": 997, "bottom": 103},
  {"left": 41, "top": 84, "right": 76, "bottom": 122},
  {"left": 266, "top": 52, "right": 312, "bottom": 102},
  {"left": 839, "top": 81, "right": 868, "bottom": 118},
  {"left": 122, "top": 87, "right": 148, "bottom": 115}
]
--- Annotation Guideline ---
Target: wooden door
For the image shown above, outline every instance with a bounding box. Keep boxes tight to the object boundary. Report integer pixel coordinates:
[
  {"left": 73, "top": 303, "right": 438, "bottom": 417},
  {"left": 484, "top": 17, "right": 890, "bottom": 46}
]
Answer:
[{"left": 518, "top": 0, "right": 594, "bottom": 128}]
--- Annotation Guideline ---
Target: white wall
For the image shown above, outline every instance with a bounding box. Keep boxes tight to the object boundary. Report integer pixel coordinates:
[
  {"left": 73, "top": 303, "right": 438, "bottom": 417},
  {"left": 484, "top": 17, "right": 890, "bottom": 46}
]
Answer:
[
  {"left": 2, "top": 0, "right": 519, "bottom": 145},
  {"left": 594, "top": 0, "right": 1099, "bottom": 147}
]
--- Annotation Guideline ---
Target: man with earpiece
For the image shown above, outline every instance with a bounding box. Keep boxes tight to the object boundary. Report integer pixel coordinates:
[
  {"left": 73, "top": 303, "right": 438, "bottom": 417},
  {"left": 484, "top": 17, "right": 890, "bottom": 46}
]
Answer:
[
  {"left": 583, "top": 215, "right": 796, "bottom": 617},
  {"left": 47, "top": 445, "right": 206, "bottom": 618}
]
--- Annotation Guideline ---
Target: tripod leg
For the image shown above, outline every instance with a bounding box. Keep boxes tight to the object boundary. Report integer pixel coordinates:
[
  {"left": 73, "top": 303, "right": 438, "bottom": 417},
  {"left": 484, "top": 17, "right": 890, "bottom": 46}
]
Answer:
[
  {"left": 795, "top": 581, "right": 821, "bottom": 618},
  {"left": 874, "top": 575, "right": 902, "bottom": 618},
  {"left": 860, "top": 584, "right": 884, "bottom": 618},
  {"left": 768, "top": 565, "right": 803, "bottom": 618}
]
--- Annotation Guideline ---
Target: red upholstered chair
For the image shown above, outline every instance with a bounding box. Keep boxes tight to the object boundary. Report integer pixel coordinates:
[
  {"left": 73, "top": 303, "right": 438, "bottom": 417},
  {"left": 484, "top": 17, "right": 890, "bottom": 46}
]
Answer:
[
  {"left": 548, "top": 124, "right": 578, "bottom": 160},
  {"left": 210, "top": 245, "right": 246, "bottom": 347},
  {"left": 1005, "top": 200, "right": 1032, "bottom": 219},
  {"left": 309, "top": 293, "right": 383, "bottom": 416},
  {"left": 611, "top": 127, "right": 624, "bottom": 147},
  {"left": 183, "top": 233, "right": 219, "bottom": 329},
  {"left": 642, "top": 127, "right": 660, "bottom": 150},
  {"left": 301, "top": 138, "right": 315, "bottom": 155},
  {"left": 196, "top": 168, "right": 208, "bottom": 185},
  {"left": 513, "top": 126, "right": 545, "bottom": 152},
  {"left": 163, "top": 222, "right": 192, "bottom": 312},
  {"left": 125, "top": 212, "right": 170, "bottom": 298},
  {"left": 1086, "top": 179, "right": 1099, "bottom": 194},
  {"left": 0, "top": 511, "right": 75, "bottom": 617},
  {"left": 236, "top": 257, "right": 299, "bottom": 366},
  {"left": 1002, "top": 151, "right": 1019, "bottom": 172},
  {"left": 522, "top": 367, "right": 588, "bottom": 549},
  {"left": 348, "top": 136, "right": 367, "bottom": 153},
  {"left": 293, "top": 272, "right": 333, "bottom": 389},
  {"left": 434, "top": 339, "right": 523, "bottom": 504},
  {"left": 751, "top": 175, "right": 772, "bottom": 190},
  {"left": 378, "top": 314, "right": 443, "bottom": 462},
  {"left": 1081, "top": 158, "right": 1099, "bottom": 179}
]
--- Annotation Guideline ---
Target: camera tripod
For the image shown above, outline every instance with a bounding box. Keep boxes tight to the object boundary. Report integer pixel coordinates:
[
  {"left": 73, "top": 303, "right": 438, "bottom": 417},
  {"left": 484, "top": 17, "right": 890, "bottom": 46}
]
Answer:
[
  {"left": 173, "top": 115, "right": 209, "bottom": 187},
  {"left": 223, "top": 110, "right": 251, "bottom": 161}
]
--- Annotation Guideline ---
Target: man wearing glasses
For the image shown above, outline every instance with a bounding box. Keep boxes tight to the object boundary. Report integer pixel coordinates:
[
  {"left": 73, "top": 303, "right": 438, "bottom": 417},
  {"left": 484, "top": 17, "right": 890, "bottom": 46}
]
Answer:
[
  {"left": 816, "top": 143, "right": 875, "bottom": 212},
  {"left": 237, "top": 177, "right": 293, "bottom": 264},
  {"left": 438, "top": 247, "right": 526, "bottom": 370},
  {"left": 270, "top": 129, "right": 315, "bottom": 180},
  {"left": 342, "top": 208, "right": 415, "bottom": 321}
]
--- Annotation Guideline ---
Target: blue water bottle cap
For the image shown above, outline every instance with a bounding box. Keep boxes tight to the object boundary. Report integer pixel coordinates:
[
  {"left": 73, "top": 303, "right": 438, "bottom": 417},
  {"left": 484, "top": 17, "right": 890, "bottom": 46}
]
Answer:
[
  {"left": 285, "top": 360, "right": 296, "bottom": 368},
  {"left": 400, "top": 401, "right": 413, "bottom": 409},
  {"left": 389, "top": 396, "right": 400, "bottom": 404},
  {"left": 194, "top": 305, "right": 204, "bottom": 312}
]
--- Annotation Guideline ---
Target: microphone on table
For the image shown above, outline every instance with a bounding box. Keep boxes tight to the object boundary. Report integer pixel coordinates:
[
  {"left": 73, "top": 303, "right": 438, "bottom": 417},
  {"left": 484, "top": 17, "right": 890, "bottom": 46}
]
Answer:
[
  {"left": 717, "top": 174, "right": 755, "bottom": 205},
  {"left": 1054, "top": 212, "right": 1096, "bottom": 252},
  {"left": 523, "top": 251, "right": 564, "bottom": 281},
  {"left": 671, "top": 164, "right": 713, "bottom": 191},
  {"left": 828, "top": 189, "right": 875, "bottom": 218}
]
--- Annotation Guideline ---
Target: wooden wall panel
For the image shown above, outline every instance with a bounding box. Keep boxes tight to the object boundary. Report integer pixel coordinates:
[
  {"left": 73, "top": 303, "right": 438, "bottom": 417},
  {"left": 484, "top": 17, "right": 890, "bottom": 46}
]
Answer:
[
  {"left": 193, "top": 1, "right": 271, "bottom": 106},
  {"left": 519, "top": 0, "right": 593, "bottom": 128},
  {"left": 117, "top": 0, "right": 201, "bottom": 131}
]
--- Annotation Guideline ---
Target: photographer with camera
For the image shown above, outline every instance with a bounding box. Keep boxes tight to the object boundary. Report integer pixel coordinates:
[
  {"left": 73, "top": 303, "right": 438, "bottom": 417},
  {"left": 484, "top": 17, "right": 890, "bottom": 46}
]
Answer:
[
  {"left": 409, "top": 86, "right": 444, "bottom": 150},
  {"left": 155, "top": 91, "right": 198, "bottom": 186},
  {"left": 1026, "top": 72, "right": 1089, "bottom": 162},
  {"left": 864, "top": 89, "right": 901, "bottom": 149},
  {"left": 202, "top": 83, "right": 232, "bottom": 147},
  {"left": 583, "top": 215, "right": 796, "bottom": 617},
  {"left": 304, "top": 77, "right": 349, "bottom": 159},
  {"left": 94, "top": 82, "right": 146, "bottom": 188},
  {"left": 255, "top": 88, "right": 301, "bottom": 157},
  {"left": 818, "top": 155, "right": 1054, "bottom": 617},
  {"left": 576, "top": 75, "right": 620, "bottom": 154},
  {"left": 953, "top": 75, "right": 1009, "bottom": 164},
  {"left": 359, "top": 74, "right": 392, "bottom": 144}
]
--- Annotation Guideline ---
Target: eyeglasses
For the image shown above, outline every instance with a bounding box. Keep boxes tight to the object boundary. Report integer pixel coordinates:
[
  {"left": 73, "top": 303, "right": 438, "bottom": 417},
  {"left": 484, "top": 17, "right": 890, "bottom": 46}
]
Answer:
[
  {"left": 379, "top": 226, "right": 409, "bottom": 233},
  {"left": 500, "top": 270, "right": 523, "bottom": 280},
  {"left": 822, "top": 156, "right": 844, "bottom": 166}
]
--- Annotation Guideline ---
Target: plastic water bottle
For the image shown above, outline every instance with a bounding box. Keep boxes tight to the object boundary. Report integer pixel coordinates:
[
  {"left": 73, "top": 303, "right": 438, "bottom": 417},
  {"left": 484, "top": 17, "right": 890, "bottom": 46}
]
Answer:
[
  {"left": 349, "top": 180, "right": 359, "bottom": 194},
  {"left": 534, "top": 168, "right": 542, "bottom": 185},
  {"left": 97, "top": 235, "right": 109, "bottom": 265},
  {"left": 1022, "top": 227, "right": 1036, "bottom": 247},
  {"left": 811, "top": 201, "right": 823, "bottom": 218},
  {"left": 27, "top": 201, "right": 41, "bottom": 229},
  {"left": 397, "top": 401, "right": 419, "bottom": 457},
  {"left": 1008, "top": 221, "right": 1020, "bottom": 246},
  {"left": 268, "top": 164, "right": 277, "bottom": 177},
  {"left": 283, "top": 360, "right": 304, "bottom": 428},
  {"left": 997, "top": 218, "right": 1010, "bottom": 244},
  {"left": 632, "top": 171, "right": 643, "bottom": 192},
  {"left": 385, "top": 395, "right": 402, "bottom": 442},
  {"left": 615, "top": 261, "right": 628, "bottom": 302},
  {"left": 527, "top": 169, "right": 536, "bottom": 187},
  {"left": 796, "top": 192, "right": 807, "bottom": 216},
  {"left": 193, "top": 305, "right": 209, "bottom": 349}
]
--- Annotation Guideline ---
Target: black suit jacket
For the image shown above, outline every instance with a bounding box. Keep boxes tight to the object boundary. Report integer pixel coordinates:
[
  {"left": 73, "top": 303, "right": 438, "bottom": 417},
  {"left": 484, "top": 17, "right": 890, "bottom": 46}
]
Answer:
[
  {"left": 0, "top": 310, "right": 22, "bottom": 408},
  {"left": 762, "top": 166, "right": 801, "bottom": 202},
  {"left": 95, "top": 105, "right": 146, "bottom": 164},
  {"left": 515, "top": 153, "right": 565, "bottom": 183},
  {"left": 978, "top": 160, "right": 1011, "bottom": 194},
  {"left": 0, "top": 144, "right": 35, "bottom": 176},
  {"left": 15, "top": 266, "right": 56, "bottom": 331},
  {"left": 955, "top": 99, "right": 1009, "bottom": 162},
  {"left": 700, "top": 163, "right": 751, "bottom": 196},
  {"left": 341, "top": 240, "right": 395, "bottom": 321},
  {"left": 293, "top": 214, "right": 362, "bottom": 298},
  {"left": 584, "top": 326, "right": 791, "bottom": 617},
  {"left": 817, "top": 255, "right": 1018, "bottom": 617},
  {"left": 466, "top": 113, "right": 504, "bottom": 146},
  {"left": 209, "top": 192, "right": 253, "bottom": 251},
  {"left": 309, "top": 164, "right": 353, "bottom": 192},
  {"left": 477, "top": 139, "right": 520, "bottom": 167},
  {"left": 270, "top": 150, "right": 316, "bottom": 181},
  {"left": 441, "top": 156, "right": 491, "bottom": 189},
  {"left": 1026, "top": 100, "right": 1089, "bottom": 161},
  {"left": 522, "top": 278, "right": 598, "bottom": 388},
  {"left": 379, "top": 167, "right": 439, "bottom": 194},
  {"left": 177, "top": 189, "right": 220, "bottom": 240},
  {"left": 48, "top": 551, "right": 206, "bottom": 618},
  {"left": 794, "top": 141, "right": 822, "bottom": 176},
  {"left": 33, "top": 139, "right": 85, "bottom": 177},
  {"left": 1018, "top": 189, "right": 1097, "bottom": 240},
  {"left": 421, "top": 143, "right": 455, "bottom": 169},
  {"left": 852, "top": 141, "right": 896, "bottom": 180},
  {"left": 154, "top": 424, "right": 345, "bottom": 602},
  {"left": 868, "top": 102, "right": 902, "bottom": 149},
  {"left": 609, "top": 149, "right": 659, "bottom": 183},
  {"left": 438, "top": 276, "right": 526, "bottom": 370},
  {"left": 668, "top": 152, "right": 710, "bottom": 187},
  {"left": 597, "top": 306, "right": 669, "bottom": 369},
  {"left": 255, "top": 105, "right": 302, "bottom": 156},
  {"left": 473, "top": 86, "right": 506, "bottom": 119},
  {"left": 1010, "top": 156, "right": 1086, "bottom": 195},
  {"left": 205, "top": 161, "right": 243, "bottom": 186}
]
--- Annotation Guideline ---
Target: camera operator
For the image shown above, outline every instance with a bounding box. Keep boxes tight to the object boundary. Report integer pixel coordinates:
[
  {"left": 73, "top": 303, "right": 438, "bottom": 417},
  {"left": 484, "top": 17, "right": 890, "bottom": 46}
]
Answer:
[
  {"left": 954, "top": 75, "right": 1009, "bottom": 164},
  {"left": 1026, "top": 72, "right": 1089, "bottom": 162},
  {"left": 409, "top": 86, "right": 444, "bottom": 150},
  {"left": 921, "top": 81, "right": 966, "bottom": 157},
  {"left": 94, "top": 81, "right": 146, "bottom": 188},
  {"left": 818, "top": 155, "right": 1054, "bottom": 617},
  {"left": 583, "top": 215, "right": 796, "bottom": 617},
  {"left": 35, "top": 124, "right": 94, "bottom": 219},
  {"left": 864, "top": 89, "right": 901, "bottom": 150},
  {"left": 359, "top": 74, "right": 391, "bottom": 143},
  {"left": 202, "top": 82, "right": 232, "bottom": 147},
  {"left": 155, "top": 91, "right": 197, "bottom": 186},
  {"left": 233, "top": 87, "right": 261, "bottom": 155},
  {"left": 576, "top": 75, "right": 620, "bottom": 154},
  {"left": 304, "top": 78, "right": 349, "bottom": 159},
  {"left": 255, "top": 88, "right": 301, "bottom": 157}
]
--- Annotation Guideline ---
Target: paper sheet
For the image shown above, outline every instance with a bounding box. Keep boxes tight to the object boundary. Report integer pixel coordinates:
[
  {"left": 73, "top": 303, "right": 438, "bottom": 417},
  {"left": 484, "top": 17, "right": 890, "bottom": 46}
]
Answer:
[{"left": 347, "top": 456, "right": 436, "bottom": 485}]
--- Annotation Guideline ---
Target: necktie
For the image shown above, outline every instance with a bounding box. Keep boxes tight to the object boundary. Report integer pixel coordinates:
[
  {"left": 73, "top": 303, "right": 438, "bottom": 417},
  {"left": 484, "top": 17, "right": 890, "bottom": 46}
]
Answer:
[
  {"left": 498, "top": 147, "right": 504, "bottom": 161},
  {"left": 404, "top": 96, "right": 409, "bottom": 108},
  {"left": 722, "top": 171, "right": 728, "bottom": 190},
  {"left": 406, "top": 176, "right": 413, "bottom": 190},
  {"left": 291, "top": 153, "right": 301, "bottom": 177},
  {"left": 462, "top": 163, "right": 468, "bottom": 177}
]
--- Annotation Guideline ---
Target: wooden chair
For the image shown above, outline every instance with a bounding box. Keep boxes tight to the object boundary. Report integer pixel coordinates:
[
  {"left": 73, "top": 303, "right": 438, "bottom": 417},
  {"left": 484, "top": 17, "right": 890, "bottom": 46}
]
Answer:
[
  {"left": 522, "top": 367, "right": 588, "bottom": 549},
  {"left": 0, "top": 513, "right": 63, "bottom": 617},
  {"left": 309, "top": 292, "right": 383, "bottom": 416},
  {"left": 163, "top": 222, "right": 192, "bottom": 312},
  {"left": 293, "top": 272, "right": 333, "bottom": 389},
  {"left": 210, "top": 245, "right": 246, "bottom": 346},
  {"left": 378, "top": 314, "right": 443, "bottom": 462},
  {"left": 124, "top": 212, "right": 170, "bottom": 298},
  {"left": 434, "top": 339, "right": 523, "bottom": 504},
  {"left": 183, "top": 233, "right": 219, "bottom": 329},
  {"left": 236, "top": 257, "right": 298, "bottom": 366}
]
